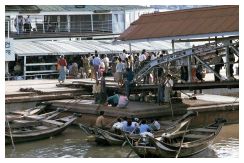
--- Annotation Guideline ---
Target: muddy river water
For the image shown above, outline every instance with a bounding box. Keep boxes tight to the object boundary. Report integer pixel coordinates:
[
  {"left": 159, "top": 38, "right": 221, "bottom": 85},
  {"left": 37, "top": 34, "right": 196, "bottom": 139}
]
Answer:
[{"left": 5, "top": 124, "right": 239, "bottom": 158}]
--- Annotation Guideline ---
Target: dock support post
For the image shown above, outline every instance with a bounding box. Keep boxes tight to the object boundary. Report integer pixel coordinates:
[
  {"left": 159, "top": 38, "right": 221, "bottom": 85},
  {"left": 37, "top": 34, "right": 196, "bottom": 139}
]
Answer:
[
  {"left": 187, "top": 56, "right": 192, "bottom": 82},
  {"left": 24, "top": 56, "right": 26, "bottom": 80},
  {"left": 194, "top": 55, "right": 222, "bottom": 80},
  {"left": 67, "top": 15, "right": 70, "bottom": 32},
  {"left": 91, "top": 14, "right": 94, "bottom": 32},
  {"left": 172, "top": 40, "right": 175, "bottom": 53},
  {"left": 226, "top": 46, "right": 231, "bottom": 80}
]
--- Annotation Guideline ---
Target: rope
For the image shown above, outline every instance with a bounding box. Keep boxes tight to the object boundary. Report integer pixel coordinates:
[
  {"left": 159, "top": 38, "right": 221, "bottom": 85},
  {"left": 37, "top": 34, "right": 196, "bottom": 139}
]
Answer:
[
  {"left": 6, "top": 117, "right": 15, "bottom": 149},
  {"left": 175, "top": 120, "right": 191, "bottom": 158}
]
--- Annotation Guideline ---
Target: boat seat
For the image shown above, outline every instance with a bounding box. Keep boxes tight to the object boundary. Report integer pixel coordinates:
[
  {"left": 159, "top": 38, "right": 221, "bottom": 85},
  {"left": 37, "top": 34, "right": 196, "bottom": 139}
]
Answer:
[
  {"left": 42, "top": 120, "right": 64, "bottom": 126},
  {"left": 10, "top": 120, "right": 41, "bottom": 128},
  {"left": 184, "top": 134, "right": 207, "bottom": 139},
  {"left": 34, "top": 126, "right": 49, "bottom": 130},
  {"left": 192, "top": 128, "right": 216, "bottom": 133}
]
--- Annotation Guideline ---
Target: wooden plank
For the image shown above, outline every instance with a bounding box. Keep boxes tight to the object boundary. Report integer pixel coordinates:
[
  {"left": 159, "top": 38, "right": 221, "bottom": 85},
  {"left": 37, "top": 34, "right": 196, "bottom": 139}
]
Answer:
[
  {"left": 192, "top": 128, "right": 216, "bottom": 133},
  {"left": 42, "top": 119, "right": 64, "bottom": 126},
  {"left": 184, "top": 134, "right": 208, "bottom": 139}
]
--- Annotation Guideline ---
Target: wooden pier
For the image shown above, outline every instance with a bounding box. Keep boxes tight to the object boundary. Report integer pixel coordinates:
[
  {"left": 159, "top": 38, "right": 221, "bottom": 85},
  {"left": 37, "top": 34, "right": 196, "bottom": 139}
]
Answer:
[{"left": 5, "top": 78, "right": 239, "bottom": 125}]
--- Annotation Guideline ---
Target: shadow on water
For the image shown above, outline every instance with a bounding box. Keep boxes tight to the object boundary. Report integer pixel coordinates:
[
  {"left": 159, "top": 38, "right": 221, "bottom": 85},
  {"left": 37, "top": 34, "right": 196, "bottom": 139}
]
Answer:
[{"left": 5, "top": 124, "right": 239, "bottom": 158}]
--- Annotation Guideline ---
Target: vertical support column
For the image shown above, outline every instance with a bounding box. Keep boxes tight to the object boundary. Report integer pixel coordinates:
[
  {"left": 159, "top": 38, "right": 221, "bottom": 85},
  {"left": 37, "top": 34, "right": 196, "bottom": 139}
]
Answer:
[
  {"left": 5, "top": 62, "right": 9, "bottom": 74},
  {"left": 129, "top": 42, "right": 133, "bottom": 71},
  {"left": 124, "top": 10, "right": 126, "bottom": 31},
  {"left": 42, "top": 16, "right": 45, "bottom": 33},
  {"left": 172, "top": 40, "right": 175, "bottom": 53},
  {"left": 24, "top": 56, "right": 26, "bottom": 80},
  {"left": 91, "top": 14, "right": 94, "bottom": 32},
  {"left": 226, "top": 46, "right": 230, "bottom": 80},
  {"left": 187, "top": 55, "right": 192, "bottom": 82},
  {"left": 57, "top": 16, "right": 60, "bottom": 32},
  {"left": 67, "top": 15, "right": 70, "bottom": 32},
  {"left": 129, "top": 42, "right": 132, "bottom": 54},
  {"left": 7, "top": 21, "right": 10, "bottom": 38}
]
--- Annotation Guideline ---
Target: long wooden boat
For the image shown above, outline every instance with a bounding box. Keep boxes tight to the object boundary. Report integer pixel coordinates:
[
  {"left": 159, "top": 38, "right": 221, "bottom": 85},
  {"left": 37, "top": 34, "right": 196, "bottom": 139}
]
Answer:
[
  {"left": 5, "top": 114, "right": 78, "bottom": 144},
  {"left": 6, "top": 102, "right": 50, "bottom": 121},
  {"left": 124, "top": 118, "right": 226, "bottom": 158},
  {"left": 79, "top": 111, "right": 198, "bottom": 146},
  {"left": 6, "top": 108, "right": 67, "bottom": 124}
]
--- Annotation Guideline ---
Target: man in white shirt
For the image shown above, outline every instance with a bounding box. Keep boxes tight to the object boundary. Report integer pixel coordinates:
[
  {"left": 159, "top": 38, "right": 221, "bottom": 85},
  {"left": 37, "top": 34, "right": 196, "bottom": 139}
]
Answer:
[
  {"left": 164, "top": 74, "right": 173, "bottom": 103},
  {"left": 112, "top": 118, "right": 123, "bottom": 130},
  {"left": 103, "top": 54, "right": 110, "bottom": 73},
  {"left": 120, "top": 49, "right": 128, "bottom": 61},
  {"left": 139, "top": 51, "right": 146, "bottom": 63}
]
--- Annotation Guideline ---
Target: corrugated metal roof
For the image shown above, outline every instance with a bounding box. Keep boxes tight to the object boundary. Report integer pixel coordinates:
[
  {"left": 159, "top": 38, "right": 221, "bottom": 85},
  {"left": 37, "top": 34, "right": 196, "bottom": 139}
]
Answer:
[
  {"left": 6, "top": 5, "right": 151, "bottom": 13},
  {"left": 28, "top": 5, "right": 150, "bottom": 12},
  {"left": 118, "top": 5, "right": 239, "bottom": 41},
  {"left": 13, "top": 40, "right": 190, "bottom": 56},
  {"left": 5, "top": 5, "right": 41, "bottom": 12}
]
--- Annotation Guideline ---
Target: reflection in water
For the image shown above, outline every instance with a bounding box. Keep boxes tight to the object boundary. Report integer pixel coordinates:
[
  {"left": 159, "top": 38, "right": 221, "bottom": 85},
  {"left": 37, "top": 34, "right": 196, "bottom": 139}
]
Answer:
[
  {"left": 5, "top": 124, "right": 239, "bottom": 158},
  {"left": 210, "top": 138, "right": 239, "bottom": 158}
]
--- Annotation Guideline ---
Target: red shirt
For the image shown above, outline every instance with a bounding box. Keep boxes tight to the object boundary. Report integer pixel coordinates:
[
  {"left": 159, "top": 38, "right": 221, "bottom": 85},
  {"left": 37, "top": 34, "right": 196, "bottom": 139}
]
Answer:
[{"left": 58, "top": 58, "right": 67, "bottom": 66}]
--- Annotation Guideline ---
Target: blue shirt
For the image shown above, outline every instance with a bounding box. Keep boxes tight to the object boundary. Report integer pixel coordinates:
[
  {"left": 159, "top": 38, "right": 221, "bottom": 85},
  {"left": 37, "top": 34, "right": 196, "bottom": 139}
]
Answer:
[
  {"left": 139, "top": 124, "right": 151, "bottom": 134},
  {"left": 123, "top": 125, "right": 135, "bottom": 133},
  {"left": 92, "top": 57, "right": 101, "bottom": 66}
]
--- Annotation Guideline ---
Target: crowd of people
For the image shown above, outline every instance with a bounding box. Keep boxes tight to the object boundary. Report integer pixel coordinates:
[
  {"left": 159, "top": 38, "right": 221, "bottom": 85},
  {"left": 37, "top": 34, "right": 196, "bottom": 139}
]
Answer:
[
  {"left": 9, "top": 45, "right": 236, "bottom": 102},
  {"left": 14, "top": 15, "right": 32, "bottom": 34},
  {"left": 95, "top": 111, "right": 160, "bottom": 137}
]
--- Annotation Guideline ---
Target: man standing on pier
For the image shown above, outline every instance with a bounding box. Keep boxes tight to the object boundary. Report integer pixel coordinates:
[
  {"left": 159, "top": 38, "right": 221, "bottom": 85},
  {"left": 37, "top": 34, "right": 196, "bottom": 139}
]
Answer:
[
  {"left": 58, "top": 55, "right": 67, "bottom": 83},
  {"left": 164, "top": 74, "right": 173, "bottom": 103},
  {"left": 92, "top": 51, "right": 101, "bottom": 80}
]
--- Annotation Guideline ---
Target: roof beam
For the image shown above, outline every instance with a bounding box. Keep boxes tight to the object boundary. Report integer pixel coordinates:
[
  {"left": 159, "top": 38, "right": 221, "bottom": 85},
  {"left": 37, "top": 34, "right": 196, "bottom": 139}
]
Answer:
[{"left": 114, "top": 32, "right": 239, "bottom": 44}]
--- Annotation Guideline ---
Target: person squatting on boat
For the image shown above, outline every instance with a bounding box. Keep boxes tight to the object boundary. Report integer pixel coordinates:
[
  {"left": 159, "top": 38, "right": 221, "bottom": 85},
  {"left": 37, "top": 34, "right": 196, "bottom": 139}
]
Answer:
[{"left": 95, "top": 111, "right": 106, "bottom": 129}]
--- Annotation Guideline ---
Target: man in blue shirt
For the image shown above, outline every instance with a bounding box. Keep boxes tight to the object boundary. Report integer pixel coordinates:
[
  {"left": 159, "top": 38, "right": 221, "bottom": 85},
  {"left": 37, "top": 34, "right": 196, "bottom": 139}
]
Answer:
[
  {"left": 92, "top": 52, "right": 101, "bottom": 80},
  {"left": 123, "top": 119, "right": 136, "bottom": 133},
  {"left": 139, "top": 119, "right": 151, "bottom": 134}
]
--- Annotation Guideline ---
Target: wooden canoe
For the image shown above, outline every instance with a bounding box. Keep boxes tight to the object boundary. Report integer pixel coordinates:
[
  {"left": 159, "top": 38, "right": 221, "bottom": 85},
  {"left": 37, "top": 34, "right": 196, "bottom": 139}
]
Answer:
[
  {"left": 124, "top": 118, "right": 226, "bottom": 158},
  {"left": 5, "top": 114, "right": 78, "bottom": 144},
  {"left": 79, "top": 111, "right": 198, "bottom": 146}
]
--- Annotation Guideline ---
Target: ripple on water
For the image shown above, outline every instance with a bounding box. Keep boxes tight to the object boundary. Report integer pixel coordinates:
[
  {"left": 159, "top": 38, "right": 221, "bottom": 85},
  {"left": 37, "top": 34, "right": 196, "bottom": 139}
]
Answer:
[{"left": 210, "top": 137, "right": 239, "bottom": 158}]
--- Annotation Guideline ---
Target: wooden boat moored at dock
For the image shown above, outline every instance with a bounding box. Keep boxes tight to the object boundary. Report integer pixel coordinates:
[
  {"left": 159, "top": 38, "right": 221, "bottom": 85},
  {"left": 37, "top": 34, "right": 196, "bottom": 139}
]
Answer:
[
  {"left": 124, "top": 118, "right": 226, "bottom": 158},
  {"left": 6, "top": 102, "right": 51, "bottom": 121},
  {"left": 5, "top": 114, "right": 79, "bottom": 144},
  {"left": 79, "top": 111, "right": 198, "bottom": 146}
]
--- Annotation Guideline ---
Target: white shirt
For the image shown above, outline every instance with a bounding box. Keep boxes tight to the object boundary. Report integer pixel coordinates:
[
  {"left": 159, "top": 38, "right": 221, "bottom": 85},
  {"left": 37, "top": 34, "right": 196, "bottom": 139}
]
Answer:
[
  {"left": 153, "top": 121, "right": 160, "bottom": 130},
  {"left": 119, "top": 53, "right": 127, "bottom": 61},
  {"left": 164, "top": 78, "right": 173, "bottom": 87},
  {"left": 100, "top": 61, "right": 105, "bottom": 69},
  {"left": 151, "top": 54, "right": 157, "bottom": 60},
  {"left": 112, "top": 122, "right": 123, "bottom": 130},
  {"left": 103, "top": 57, "right": 109, "bottom": 67},
  {"left": 139, "top": 54, "right": 146, "bottom": 62},
  {"left": 132, "top": 122, "right": 139, "bottom": 128}
]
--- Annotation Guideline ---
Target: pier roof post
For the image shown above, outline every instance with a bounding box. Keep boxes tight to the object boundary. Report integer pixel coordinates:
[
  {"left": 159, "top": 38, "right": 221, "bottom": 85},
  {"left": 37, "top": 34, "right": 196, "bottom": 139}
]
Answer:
[
  {"left": 91, "top": 14, "right": 94, "bottom": 32},
  {"left": 172, "top": 40, "right": 175, "bottom": 53},
  {"left": 225, "top": 46, "right": 230, "bottom": 80},
  {"left": 24, "top": 56, "right": 26, "bottom": 80}
]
